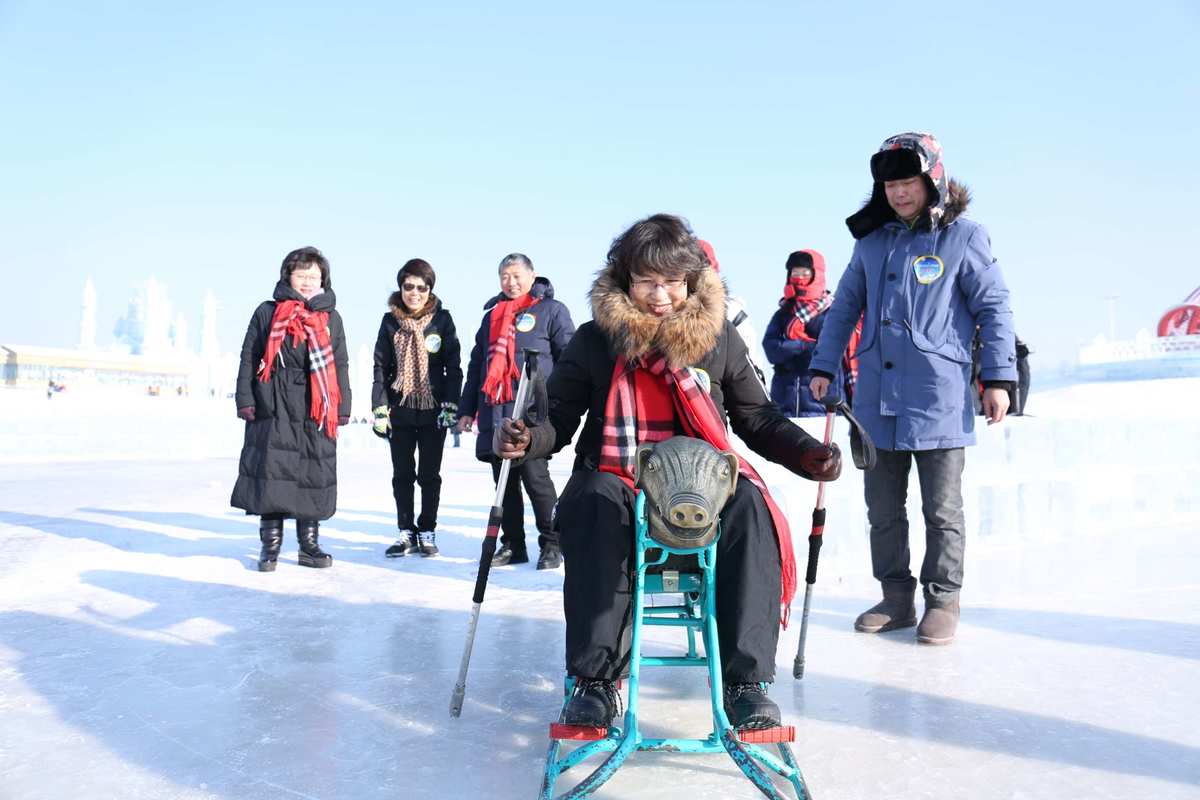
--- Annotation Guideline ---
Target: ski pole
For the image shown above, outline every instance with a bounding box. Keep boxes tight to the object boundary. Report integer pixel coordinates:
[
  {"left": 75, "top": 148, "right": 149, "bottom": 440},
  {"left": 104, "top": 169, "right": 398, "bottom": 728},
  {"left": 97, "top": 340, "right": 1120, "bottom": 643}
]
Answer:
[
  {"left": 793, "top": 396, "right": 838, "bottom": 680},
  {"left": 450, "top": 348, "right": 540, "bottom": 718}
]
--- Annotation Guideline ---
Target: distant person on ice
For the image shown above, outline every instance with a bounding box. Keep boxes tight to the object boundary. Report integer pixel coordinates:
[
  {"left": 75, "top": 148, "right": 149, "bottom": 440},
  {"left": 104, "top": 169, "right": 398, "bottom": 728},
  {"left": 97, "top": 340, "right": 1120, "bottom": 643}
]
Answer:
[
  {"left": 494, "top": 214, "right": 842, "bottom": 731},
  {"left": 809, "top": 132, "right": 1016, "bottom": 645},
  {"left": 231, "top": 246, "right": 351, "bottom": 572},
  {"left": 371, "top": 258, "right": 463, "bottom": 559},
  {"left": 762, "top": 249, "right": 859, "bottom": 417},
  {"left": 457, "top": 253, "right": 575, "bottom": 570}
]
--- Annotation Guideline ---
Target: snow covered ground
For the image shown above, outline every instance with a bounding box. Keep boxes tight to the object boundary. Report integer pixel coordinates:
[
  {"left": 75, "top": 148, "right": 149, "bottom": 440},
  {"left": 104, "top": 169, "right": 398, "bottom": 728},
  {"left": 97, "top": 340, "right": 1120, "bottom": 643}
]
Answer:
[{"left": 1, "top": 379, "right": 1198, "bottom": 799}]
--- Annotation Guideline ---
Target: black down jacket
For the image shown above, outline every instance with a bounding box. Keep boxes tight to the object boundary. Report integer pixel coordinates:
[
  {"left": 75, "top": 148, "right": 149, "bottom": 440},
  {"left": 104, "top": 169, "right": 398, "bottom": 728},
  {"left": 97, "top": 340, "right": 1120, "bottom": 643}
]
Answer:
[{"left": 230, "top": 282, "right": 351, "bottom": 520}]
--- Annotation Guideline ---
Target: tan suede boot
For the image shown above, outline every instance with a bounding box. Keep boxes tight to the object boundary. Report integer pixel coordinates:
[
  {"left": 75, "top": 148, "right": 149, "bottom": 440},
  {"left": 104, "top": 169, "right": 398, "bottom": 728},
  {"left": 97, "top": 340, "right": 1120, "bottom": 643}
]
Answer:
[
  {"left": 917, "top": 595, "right": 960, "bottom": 645},
  {"left": 854, "top": 588, "right": 917, "bottom": 633}
]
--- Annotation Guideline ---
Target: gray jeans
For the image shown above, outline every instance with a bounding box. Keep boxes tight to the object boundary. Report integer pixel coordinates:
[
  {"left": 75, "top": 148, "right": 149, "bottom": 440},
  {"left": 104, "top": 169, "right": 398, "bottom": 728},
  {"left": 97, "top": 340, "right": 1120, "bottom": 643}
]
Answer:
[{"left": 864, "top": 447, "right": 966, "bottom": 601}]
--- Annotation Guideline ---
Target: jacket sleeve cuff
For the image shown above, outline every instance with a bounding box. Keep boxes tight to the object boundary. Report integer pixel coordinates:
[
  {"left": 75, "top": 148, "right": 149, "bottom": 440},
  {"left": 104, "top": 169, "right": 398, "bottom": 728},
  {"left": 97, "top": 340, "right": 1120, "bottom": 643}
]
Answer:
[
  {"left": 524, "top": 423, "right": 556, "bottom": 462},
  {"left": 982, "top": 380, "right": 1016, "bottom": 392},
  {"left": 810, "top": 369, "right": 835, "bottom": 381}
]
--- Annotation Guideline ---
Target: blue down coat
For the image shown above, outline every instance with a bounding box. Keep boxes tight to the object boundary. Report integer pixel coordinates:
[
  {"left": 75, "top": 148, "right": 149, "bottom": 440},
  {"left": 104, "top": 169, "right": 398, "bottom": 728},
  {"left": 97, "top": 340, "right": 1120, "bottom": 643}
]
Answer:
[
  {"left": 811, "top": 181, "right": 1016, "bottom": 451},
  {"left": 459, "top": 276, "right": 576, "bottom": 461}
]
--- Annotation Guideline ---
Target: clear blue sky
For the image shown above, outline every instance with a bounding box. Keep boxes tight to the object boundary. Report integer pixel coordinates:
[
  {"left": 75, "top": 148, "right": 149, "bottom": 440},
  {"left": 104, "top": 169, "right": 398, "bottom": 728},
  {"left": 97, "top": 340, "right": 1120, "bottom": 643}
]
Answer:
[{"left": 2, "top": 1, "right": 1197, "bottom": 369}]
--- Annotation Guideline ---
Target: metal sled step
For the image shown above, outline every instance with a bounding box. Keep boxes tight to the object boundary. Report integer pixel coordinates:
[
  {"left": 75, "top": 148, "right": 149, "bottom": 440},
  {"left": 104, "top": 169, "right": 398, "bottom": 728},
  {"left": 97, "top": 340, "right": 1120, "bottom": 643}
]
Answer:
[
  {"left": 737, "top": 726, "right": 796, "bottom": 743},
  {"left": 549, "top": 723, "right": 609, "bottom": 741}
]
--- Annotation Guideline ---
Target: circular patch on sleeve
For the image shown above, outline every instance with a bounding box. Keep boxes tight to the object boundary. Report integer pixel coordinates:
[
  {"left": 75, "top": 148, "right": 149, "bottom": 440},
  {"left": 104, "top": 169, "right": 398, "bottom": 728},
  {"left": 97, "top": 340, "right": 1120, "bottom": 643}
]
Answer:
[
  {"left": 424, "top": 333, "right": 442, "bottom": 353},
  {"left": 912, "top": 255, "right": 945, "bottom": 284},
  {"left": 515, "top": 313, "right": 537, "bottom": 332}
]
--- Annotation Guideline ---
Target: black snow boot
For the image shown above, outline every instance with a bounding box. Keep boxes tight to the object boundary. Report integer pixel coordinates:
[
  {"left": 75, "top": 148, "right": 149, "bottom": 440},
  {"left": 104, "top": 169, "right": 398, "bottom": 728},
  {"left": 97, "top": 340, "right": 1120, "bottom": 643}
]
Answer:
[
  {"left": 257, "top": 517, "right": 284, "bottom": 572},
  {"left": 724, "top": 682, "right": 781, "bottom": 730},
  {"left": 854, "top": 587, "right": 917, "bottom": 633},
  {"left": 491, "top": 543, "right": 528, "bottom": 566},
  {"left": 297, "top": 520, "right": 333, "bottom": 568},
  {"left": 559, "top": 678, "right": 620, "bottom": 728},
  {"left": 536, "top": 543, "right": 563, "bottom": 570}
]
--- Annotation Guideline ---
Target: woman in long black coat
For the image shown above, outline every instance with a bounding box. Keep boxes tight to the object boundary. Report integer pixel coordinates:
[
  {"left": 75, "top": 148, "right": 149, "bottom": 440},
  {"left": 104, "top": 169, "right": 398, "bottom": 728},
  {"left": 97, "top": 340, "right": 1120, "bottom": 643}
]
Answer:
[
  {"left": 371, "top": 258, "right": 462, "bottom": 557},
  {"left": 231, "top": 247, "right": 351, "bottom": 571}
]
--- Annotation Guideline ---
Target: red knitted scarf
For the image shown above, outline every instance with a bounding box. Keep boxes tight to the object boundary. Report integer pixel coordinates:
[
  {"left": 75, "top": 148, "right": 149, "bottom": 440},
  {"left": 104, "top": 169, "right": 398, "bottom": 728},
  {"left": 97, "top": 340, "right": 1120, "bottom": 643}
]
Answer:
[
  {"left": 481, "top": 293, "right": 538, "bottom": 405},
  {"left": 258, "top": 300, "right": 341, "bottom": 439}
]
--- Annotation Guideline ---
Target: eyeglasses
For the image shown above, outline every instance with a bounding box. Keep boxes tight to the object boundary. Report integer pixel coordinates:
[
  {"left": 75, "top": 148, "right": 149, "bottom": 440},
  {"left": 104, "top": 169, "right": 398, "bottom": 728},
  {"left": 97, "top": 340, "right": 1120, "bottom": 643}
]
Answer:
[
  {"left": 402, "top": 283, "right": 430, "bottom": 293},
  {"left": 631, "top": 277, "right": 687, "bottom": 293}
]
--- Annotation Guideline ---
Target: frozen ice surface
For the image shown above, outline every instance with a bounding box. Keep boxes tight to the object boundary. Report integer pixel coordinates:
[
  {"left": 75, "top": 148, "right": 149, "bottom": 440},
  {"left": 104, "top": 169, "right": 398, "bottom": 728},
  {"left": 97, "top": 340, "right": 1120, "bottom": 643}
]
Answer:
[{"left": 0, "top": 379, "right": 1198, "bottom": 799}]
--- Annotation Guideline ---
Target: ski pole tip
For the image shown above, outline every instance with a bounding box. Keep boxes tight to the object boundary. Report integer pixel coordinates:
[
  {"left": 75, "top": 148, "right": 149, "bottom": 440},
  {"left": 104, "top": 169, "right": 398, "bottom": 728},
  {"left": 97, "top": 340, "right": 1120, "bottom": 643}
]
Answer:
[
  {"left": 449, "top": 686, "right": 465, "bottom": 718},
  {"left": 792, "top": 657, "right": 805, "bottom": 680}
]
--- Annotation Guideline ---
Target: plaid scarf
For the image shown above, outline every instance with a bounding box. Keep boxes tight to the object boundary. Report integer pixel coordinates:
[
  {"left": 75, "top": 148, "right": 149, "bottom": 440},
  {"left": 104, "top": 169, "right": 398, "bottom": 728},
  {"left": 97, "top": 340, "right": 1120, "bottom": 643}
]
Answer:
[
  {"left": 258, "top": 299, "right": 341, "bottom": 439},
  {"left": 784, "top": 290, "right": 835, "bottom": 342},
  {"left": 481, "top": 293, "right": 537, "bottom": 405},
  {"left": 390, "top": 301, "right": 437, "bottom": 410},
  {"left": 599, "top": 352, "right": 798, "bottom": 625}
]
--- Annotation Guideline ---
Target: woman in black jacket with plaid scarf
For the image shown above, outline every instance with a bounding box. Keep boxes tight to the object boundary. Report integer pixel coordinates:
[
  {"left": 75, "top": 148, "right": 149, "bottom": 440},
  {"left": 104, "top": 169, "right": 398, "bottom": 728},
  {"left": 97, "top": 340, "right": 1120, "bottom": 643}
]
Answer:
[{"left": 495, "top": 215, "right": 842, "bottom": 732}]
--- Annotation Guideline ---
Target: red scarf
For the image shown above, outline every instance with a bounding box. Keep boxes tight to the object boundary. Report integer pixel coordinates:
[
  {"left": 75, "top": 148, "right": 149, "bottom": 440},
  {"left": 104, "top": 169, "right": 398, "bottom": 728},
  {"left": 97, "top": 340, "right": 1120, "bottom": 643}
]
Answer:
[
  {"left": 258, "top": 300, "right": 341, "bottom": 439},
  {"left": 481, "top": 293, "right": 538, "bottom": 404},
  {"left": 599, "top": 353, "right": 797, "bottom": 626},
  {"left": 784, "top": 289, "right": 835, "bottom": 342}
]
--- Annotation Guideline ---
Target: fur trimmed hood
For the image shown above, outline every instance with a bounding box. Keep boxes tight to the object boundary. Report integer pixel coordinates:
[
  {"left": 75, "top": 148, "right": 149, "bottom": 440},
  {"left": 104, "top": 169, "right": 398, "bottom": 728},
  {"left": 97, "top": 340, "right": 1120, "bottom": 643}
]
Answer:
[
  {"left": 589, "top": 266, "right": 726, "bottom": 369},
  {"left": 388, "top": 292, "right": 441, "bottom": 320}
]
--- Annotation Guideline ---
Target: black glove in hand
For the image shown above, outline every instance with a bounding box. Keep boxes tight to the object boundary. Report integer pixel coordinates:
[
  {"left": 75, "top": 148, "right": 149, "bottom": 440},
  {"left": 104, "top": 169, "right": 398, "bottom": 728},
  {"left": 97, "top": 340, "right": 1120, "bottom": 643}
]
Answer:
[
  {"left": 493, "top": 417, "right": 531, "bottom": 460},
  {"left": 799, "top": 443, "right": 842, "bottom": 481}
]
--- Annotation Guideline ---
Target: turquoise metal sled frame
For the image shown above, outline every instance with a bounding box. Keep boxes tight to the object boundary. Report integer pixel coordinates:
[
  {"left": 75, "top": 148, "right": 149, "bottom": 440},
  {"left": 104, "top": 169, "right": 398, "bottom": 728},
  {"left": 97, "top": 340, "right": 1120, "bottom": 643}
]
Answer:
[{"left": 540, "top": 492, "right": 810, "bottom": 799}]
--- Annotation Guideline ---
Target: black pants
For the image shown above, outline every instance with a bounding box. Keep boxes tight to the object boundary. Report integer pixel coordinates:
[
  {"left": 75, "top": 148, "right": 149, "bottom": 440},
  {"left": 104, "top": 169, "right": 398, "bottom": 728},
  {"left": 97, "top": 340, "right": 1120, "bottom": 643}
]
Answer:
[
  {"left": 389, "top": 423, "right": 447, "bottom": 532},
  {"left": 555, "top": 470, "right": 781, "bottom": 683},
  {"left": 490, "top": 456, "right": 558, "bottom": 551}
]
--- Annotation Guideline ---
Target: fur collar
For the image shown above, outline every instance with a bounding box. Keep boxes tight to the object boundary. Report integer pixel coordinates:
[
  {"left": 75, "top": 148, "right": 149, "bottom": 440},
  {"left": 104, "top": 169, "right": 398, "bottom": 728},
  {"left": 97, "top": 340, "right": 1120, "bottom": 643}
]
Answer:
[
  {"left": 389, "top": 292, "right": 440, "bottom": 320},
  {"left": 940, "top": 179, "right": 970, "bottom": 226},
  {"left": 589, "top": 267, "right": 726, "bottom": 369}
]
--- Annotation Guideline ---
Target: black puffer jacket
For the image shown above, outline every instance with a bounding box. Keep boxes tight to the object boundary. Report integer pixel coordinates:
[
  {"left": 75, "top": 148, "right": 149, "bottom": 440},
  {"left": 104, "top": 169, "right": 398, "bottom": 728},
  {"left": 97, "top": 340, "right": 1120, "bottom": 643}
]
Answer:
[
  {"left": 230, "top": 282, "right": 351, "bottom": 520},
  {"left": 371, "top": 293, "right": 463, "bottom": 427}
]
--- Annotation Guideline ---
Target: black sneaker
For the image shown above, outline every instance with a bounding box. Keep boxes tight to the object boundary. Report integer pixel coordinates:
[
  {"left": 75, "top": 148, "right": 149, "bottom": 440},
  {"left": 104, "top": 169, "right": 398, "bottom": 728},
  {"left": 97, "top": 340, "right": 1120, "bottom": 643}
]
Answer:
[
  {"left": 559, "top": 679, "right": 620, "bottom": 728},
  {"left": 385, "top": 530, "right": 418, "bottom": 558},
  {"left": 536, "top": 544, "right": 563, "bottom": 570},
  {"left": 724, "top": 682, "right": 781, "bottom": 730},
  {"left": 491, "top": 544, "right": 529, "bottom": 566},
  {"left": 416, "top": 530, "right": 439, "bottom": 557}
]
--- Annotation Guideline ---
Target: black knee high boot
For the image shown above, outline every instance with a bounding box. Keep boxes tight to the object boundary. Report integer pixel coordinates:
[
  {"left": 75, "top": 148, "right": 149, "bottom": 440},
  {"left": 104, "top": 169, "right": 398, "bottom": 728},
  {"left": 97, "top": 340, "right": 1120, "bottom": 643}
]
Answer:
[
  {"left": 297, "top": 520, "right": 333, "bottom": 568},
  {"left": 258, "top": 517, "right": 284, "bottom": 572}
]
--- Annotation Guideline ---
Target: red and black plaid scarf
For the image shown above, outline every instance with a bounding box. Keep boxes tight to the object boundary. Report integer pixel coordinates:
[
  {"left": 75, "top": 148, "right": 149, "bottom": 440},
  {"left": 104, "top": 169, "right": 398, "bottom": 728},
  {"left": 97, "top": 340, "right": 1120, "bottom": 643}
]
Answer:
[
  {"left": 599, "top": 352, "right": 798, "bottom": 625},
  {"left": 258, "top": 300, "right": 341, "bottom": 439},
  {"left": 784, "top": 291, "right": 835, "bottom": 342},
  {"left": 481, "top": 293, "right": 538, "bottom": 405}
]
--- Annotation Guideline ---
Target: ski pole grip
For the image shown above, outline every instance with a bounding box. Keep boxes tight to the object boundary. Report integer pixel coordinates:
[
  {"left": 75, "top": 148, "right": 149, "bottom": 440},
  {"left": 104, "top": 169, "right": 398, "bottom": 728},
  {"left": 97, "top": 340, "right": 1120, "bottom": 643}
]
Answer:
[{"left": 805, "top": 532, "right": 823, "bottom": 585}]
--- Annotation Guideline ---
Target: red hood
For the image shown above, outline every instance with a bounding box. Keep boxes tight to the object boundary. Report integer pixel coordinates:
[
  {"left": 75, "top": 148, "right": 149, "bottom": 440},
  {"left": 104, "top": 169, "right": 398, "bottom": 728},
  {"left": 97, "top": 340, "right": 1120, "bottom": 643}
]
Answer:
[{"left": 784, "top": 249, "right": 827, "bottom": 301}]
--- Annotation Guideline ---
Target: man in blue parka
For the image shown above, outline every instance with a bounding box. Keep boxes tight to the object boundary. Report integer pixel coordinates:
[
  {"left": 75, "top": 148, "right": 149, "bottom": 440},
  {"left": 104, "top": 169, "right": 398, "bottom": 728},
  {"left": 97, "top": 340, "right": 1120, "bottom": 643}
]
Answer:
[
  {"left": 810, "top": 132, "right": 1016, "bottom": 645},
  {"left": 458, "top": 253, "right": 576, "bottom": 569}
]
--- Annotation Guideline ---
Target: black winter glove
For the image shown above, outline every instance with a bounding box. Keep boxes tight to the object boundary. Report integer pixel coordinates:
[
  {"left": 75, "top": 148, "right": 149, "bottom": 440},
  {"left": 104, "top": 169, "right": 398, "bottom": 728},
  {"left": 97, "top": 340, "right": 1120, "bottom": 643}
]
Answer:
[{"left": 799, "top": 443, "right": 842, "bottom": 482}]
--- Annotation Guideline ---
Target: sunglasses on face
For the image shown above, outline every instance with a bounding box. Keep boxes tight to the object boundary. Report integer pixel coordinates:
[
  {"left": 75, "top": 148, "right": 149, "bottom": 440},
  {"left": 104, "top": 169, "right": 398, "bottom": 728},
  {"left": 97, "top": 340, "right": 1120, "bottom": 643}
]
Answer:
[{"left": 402, "top": 283, "right": 430, "bottom": 293}]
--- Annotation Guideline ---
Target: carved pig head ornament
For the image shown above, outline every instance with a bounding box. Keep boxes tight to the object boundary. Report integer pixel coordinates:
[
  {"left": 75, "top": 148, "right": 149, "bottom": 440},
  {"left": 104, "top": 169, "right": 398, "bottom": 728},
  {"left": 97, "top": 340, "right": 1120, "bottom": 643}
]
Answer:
[{"left": 633, "top": 436, "right": 739, "bottom": 550}]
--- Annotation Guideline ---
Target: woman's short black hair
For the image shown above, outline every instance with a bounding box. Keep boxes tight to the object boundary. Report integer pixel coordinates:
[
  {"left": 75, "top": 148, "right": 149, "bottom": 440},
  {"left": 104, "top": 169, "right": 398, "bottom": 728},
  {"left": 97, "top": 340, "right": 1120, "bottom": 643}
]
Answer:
[
  {"left": 279, "top": 246, "right": 331, "bottom": 289},
  {"left": 397, "top": 258, "right": 436, "bottom": 290},
  {"left": 605, "top": 213, "right": 709, "bottom": 293}
]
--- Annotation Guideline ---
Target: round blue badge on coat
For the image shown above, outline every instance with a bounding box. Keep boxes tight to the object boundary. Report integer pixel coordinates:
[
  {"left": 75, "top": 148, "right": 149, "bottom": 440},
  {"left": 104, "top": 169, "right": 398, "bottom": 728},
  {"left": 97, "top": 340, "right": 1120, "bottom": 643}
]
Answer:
[
  {"left": 912, "top": 254, "right": 944, "bottom": 284},
  {"left": 515, "top": 313, "right": 536, "bottom": 332},
  {"left": 425, "top": 333, "right": 442, "bottom": 353}
]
